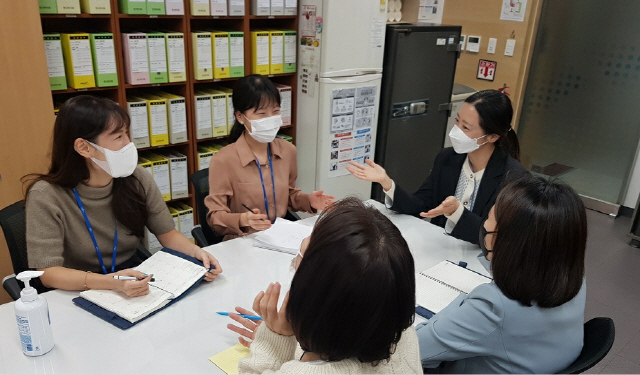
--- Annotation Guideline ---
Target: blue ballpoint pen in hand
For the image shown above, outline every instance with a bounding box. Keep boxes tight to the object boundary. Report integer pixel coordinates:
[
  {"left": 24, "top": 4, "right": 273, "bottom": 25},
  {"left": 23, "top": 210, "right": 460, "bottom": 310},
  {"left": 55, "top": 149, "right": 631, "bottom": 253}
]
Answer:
[{"left": 217, "top": 312, "right": 262, "bottom": 320}]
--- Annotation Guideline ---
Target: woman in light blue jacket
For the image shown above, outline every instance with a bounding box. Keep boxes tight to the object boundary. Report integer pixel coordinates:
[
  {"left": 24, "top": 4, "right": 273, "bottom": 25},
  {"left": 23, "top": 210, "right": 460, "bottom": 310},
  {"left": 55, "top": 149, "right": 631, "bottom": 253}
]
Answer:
[{"left": 417, "top": 174, "right": 587, "bottom": 374}]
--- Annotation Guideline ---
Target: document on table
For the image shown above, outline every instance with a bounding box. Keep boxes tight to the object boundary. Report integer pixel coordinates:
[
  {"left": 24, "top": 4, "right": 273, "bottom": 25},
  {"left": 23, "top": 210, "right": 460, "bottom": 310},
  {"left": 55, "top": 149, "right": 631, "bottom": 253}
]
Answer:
[
  {"left": 416, "top": 261, "right": 492, "bottom": 315},
  {"left": 253, "top": 218, "right": 312, "bottom": 255},
  {"left": 209, "top": 343, "right": 251, "bottom": 374}
]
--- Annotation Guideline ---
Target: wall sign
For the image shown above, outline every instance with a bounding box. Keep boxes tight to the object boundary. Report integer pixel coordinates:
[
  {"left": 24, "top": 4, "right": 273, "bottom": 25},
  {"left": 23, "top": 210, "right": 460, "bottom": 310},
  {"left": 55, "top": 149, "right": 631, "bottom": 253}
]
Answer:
[{"left": 477, "top": 59, "right": 497, "bottom": 81}]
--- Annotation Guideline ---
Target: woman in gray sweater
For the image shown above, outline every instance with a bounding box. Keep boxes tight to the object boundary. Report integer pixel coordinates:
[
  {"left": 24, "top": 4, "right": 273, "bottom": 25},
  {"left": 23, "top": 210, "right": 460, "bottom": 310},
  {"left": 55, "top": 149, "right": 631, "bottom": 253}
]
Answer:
[{"left": 25, "top": 95, "right": 222, "bottom": 297}]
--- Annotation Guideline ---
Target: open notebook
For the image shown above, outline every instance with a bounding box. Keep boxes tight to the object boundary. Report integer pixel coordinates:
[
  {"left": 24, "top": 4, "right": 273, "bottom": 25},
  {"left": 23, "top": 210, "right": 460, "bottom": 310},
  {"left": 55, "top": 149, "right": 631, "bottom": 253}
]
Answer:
[
  {"left": 415, "top": 261, "right": 492, "bottom": 318},
  {"left": 77, "top": 250, "right": 207, "bottom": 324},
  {"left": 253, "top": 218, "right": 312, "bottom": 255}
]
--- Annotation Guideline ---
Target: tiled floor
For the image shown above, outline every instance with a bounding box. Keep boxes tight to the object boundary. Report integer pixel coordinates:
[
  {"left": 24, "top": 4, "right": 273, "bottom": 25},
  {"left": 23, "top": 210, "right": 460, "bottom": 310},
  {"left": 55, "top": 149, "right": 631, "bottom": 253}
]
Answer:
[{"left": 583, "top": 210, "right": 640, "bottom": 374}]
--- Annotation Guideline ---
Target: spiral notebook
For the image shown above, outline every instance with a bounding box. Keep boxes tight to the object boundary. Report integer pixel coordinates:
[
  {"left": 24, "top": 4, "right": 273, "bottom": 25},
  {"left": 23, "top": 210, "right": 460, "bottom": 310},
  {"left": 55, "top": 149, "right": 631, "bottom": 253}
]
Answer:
[{"left": 415, "top": 260, "right": 492, "bottom": 319}]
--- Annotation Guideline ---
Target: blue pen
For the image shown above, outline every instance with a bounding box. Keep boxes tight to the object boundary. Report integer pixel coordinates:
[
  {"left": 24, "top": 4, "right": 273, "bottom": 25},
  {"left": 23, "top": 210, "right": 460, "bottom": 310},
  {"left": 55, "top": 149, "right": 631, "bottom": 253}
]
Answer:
[{"left": 217, "top": 312, "right": 262, "bottom": 320}]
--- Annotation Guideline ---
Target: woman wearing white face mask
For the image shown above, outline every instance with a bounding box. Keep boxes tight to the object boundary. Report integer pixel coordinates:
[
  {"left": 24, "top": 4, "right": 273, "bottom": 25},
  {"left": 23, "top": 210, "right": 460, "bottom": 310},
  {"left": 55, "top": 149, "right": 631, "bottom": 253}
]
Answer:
[
  {"left": 347, "top": 90, "right": 526, "bottom": 244},
  {"left": 24, "top": 96, "right": 222, "bottom": 296},
  {"left": 205, "top": 75, "right": 334, "bottom": 240}
]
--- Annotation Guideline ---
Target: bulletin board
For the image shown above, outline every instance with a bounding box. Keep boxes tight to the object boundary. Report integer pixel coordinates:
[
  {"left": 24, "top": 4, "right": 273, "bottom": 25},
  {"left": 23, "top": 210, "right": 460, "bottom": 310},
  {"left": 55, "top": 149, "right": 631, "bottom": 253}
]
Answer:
[
  {"left": 401, "top": 0, "right": 544, "bottom": 129},
  {"left": 441, "top": 0, "right": 544, "bottom": 129}
]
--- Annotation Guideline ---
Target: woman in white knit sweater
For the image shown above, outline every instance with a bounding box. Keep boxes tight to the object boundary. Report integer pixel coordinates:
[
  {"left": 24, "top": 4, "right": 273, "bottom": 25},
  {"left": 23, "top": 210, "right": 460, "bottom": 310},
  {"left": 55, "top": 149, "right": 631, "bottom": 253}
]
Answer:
[{"left": 226, "top": 197, "right": 422, "bottom": 374}]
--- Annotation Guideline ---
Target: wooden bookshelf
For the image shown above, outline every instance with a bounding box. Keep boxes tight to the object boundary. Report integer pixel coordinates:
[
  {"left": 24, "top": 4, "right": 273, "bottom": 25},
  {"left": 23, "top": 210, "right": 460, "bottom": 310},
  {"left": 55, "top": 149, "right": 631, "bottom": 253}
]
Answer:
[{"left": 40, "top": 0, "right": 299, "bottom": 227}]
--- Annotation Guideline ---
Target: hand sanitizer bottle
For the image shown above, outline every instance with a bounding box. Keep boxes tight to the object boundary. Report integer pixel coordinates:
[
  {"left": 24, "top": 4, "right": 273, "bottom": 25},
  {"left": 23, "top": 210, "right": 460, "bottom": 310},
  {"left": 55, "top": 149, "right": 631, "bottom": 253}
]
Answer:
[{"left": 14, "top": 271, "right": 54, "bottom": 356}]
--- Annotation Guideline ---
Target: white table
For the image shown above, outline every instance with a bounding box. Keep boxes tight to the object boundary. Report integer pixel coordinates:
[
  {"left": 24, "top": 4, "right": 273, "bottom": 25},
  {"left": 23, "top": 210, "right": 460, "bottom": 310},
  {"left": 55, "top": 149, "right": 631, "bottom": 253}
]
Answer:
[{"left": 0, "top": 200, "right": 486, "bottom": 375}]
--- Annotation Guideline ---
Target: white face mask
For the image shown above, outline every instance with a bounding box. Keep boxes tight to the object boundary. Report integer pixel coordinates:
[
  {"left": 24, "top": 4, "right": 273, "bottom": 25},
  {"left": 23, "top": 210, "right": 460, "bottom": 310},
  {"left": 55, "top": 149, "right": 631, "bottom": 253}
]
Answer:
[
  {"left": 449, "top": 125, "right": 489, "bottom": 154},
  {"left": 243, "top": 115, "right": 282, "bottom": 143},
  {"left": 86, "top": 140, "right": 138, "bottom": 178}
]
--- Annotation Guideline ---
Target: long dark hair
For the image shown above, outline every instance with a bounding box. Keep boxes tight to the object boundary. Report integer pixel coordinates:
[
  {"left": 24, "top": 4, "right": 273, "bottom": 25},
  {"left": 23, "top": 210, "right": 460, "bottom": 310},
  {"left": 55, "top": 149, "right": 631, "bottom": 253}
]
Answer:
[
  {"left": 465, "top": 89, "right": 520, "bottom": 160},
  {"left": 491, "top": 174, "right": 587, "bottom": 308},
  {"left": 24, "top": 95, "right": 148, "bottom": 237},
  {"left": 287, "top": 197, "right": 415, "bottom": 364},
  {"left": 228, "top": 74, "right": 281, "bottom": 143}
]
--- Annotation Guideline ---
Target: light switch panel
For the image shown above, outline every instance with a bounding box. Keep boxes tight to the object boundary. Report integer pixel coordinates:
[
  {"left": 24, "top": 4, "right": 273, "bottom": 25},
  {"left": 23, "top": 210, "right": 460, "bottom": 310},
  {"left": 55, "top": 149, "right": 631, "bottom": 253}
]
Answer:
[
  {"left": 505, "top": 39, "right": 516, "bottom": 56},
  {"left": 487, "top": 38, "right": 497, "bottom": 54}
]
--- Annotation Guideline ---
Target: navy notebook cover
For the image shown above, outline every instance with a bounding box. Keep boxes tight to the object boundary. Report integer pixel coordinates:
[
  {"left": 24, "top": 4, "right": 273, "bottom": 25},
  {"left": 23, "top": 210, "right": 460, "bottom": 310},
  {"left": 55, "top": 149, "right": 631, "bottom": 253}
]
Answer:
[{"left": 72, "top": 248, "right": 206, "bottom": 330}]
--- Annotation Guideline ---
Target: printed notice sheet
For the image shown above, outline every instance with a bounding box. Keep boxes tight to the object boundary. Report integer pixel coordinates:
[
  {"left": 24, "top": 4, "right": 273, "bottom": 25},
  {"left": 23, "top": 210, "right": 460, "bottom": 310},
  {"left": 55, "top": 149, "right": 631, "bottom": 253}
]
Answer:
[{"left": 329, "top": 86, "right": 376, "bottom": 178}]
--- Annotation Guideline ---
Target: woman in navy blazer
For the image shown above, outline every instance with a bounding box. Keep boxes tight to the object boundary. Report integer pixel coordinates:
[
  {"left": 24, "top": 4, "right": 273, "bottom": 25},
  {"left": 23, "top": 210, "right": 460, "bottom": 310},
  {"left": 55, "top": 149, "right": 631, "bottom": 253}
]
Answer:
[
  {"left": 417, "top": 174, "right": 588, "bottom": 374},
  {"left": 348, "top": 90, "right": 525, "bottom": 244}
]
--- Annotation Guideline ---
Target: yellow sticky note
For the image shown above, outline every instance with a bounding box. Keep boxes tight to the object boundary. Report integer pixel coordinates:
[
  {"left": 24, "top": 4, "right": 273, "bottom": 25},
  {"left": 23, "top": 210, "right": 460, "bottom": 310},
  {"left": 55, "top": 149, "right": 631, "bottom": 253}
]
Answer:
[{"left": 209, "top": 343, "right": 251, "bottom": 374}]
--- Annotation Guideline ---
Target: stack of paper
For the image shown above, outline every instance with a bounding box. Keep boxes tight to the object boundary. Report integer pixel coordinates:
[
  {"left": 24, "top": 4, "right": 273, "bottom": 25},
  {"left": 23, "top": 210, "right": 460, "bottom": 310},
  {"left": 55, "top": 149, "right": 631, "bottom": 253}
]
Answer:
[{"left": 253, "top": 218, "right": 312, "bottom": 255}]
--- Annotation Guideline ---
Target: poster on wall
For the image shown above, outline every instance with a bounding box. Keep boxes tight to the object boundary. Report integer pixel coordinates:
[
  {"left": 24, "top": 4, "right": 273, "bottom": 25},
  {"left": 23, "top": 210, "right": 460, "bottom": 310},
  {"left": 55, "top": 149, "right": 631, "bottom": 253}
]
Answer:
[
  {"left": 418, "top": 0, "right": 445, "bottom": 24},
  {"left": 500, "top": 0, "right": 527, "bottom": 22},
  {"left": 328, "top": 86, "right": 377, "bottom": 178}
]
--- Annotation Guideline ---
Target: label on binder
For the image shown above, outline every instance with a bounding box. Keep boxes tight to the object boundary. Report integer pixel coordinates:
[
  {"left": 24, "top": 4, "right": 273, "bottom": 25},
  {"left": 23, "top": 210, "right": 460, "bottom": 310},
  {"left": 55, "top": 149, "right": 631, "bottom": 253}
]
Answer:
[
  {"left": 93, "top": 36, "right": 116, "bottom": 75},
  {"left": 129, "top": 36, "right": 149, "bottom": 73},
  {"left": 167, "top": 34, "right": 186, "bottom": 75},
  {"left": 70, "top": 37, "right": 94, "bottom": 76},
  {"left": 129, "top": 103, "right": 149, "bottom": 140}
]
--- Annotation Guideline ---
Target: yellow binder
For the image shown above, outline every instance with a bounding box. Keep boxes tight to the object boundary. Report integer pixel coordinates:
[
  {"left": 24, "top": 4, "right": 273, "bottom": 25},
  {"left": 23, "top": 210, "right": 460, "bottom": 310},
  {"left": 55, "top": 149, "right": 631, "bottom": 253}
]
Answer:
[
  {"left": 251, "top": 30, "right": 270, "bottom": 75},
  {"left": 140, "top": 94, "right": 169, "bottom": 146},
  {"left": 61, "top": 33, "right": 96, "bottom": 89},
  {"left": 207, "top": 89, "right": 229, "bottom": 138},
  {"left": 211, "top": 31, "right": 231, "bottom": 79},
  {"left": 173, "top": 202, "right": 195, "bottom": 242},
  {"left": 197, "top": 145, "right": 215, "bottom": 171},
  {"left": 217, "top": 87, "right": 235, "bottom": 133},
  {"left": 268, "top": 30, "right": 284, "bottom": 75},
  {"left": 168, "top": 206, "right": 181, "bottom": 233},
  {"left": 192, "top": 31, "right": 213, "bottom": 80},
  {"left": 142, "top": 152, "right": 171, "bottom": 201},
  {"left": 138, "top": 156, "right": 154, "bottom": 176}
]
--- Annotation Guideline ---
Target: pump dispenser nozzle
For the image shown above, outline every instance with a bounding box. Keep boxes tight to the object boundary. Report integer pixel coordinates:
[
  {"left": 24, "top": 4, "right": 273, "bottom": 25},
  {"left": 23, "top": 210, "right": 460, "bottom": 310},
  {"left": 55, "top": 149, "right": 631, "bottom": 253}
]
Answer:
[{"left": 16, "top": 271, "right": 44, "bottom": 302}]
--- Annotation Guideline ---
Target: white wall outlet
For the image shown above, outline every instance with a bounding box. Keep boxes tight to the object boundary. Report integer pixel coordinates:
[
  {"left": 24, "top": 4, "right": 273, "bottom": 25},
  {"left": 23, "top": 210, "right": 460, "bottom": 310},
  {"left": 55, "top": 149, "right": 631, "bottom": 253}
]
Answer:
[
  {"left": 505, "top": 39, "right": 516, "bottom": 56},
  {"left": 487, "top": 38, "right": 497, "bottom": 54}
]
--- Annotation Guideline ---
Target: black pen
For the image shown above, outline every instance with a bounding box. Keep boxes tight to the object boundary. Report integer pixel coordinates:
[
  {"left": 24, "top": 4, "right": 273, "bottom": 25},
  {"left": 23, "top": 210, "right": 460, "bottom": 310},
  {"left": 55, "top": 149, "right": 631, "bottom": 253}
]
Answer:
[{"left": 241, "top": 203, "right": 253, "bottom": 212}]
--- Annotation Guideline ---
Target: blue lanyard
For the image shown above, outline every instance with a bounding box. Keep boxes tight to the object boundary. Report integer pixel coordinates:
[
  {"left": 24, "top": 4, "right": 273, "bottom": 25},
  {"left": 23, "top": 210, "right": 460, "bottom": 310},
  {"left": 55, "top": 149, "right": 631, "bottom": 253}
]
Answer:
[
  {"left": 254, "top": 144, "right": 277, "bottom": 223},
  {"left": 73, "top": 188, "right": 118, "bottom": 274}
]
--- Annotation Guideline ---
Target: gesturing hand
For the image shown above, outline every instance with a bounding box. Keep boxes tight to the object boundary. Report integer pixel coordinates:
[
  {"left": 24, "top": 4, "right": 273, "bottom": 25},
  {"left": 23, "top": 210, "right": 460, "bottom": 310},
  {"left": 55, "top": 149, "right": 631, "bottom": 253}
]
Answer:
[
  {"left": 252, "top": 282, "right": 293, "bottom": 337},
  {"left": 346, "top": 159, "right": 393, "bottom": 191},
  {"left": 420, "top": 196, "right": 460, "bottom": 218},
  {"left": 309, "top": 190, "right": 335, "bottom": 211},
  {"left": 227, "top": 306, "right": 262, "bottom": 348}
]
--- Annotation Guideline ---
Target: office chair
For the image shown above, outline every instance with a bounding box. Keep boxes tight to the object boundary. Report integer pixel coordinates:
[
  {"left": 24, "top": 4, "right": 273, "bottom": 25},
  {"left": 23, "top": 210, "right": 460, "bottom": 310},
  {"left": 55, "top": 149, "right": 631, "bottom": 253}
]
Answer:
[
  {"left": 557, "top": 317, "right": 615, "bottom": 374},
  {"left": 189, "top": 168, "right": 301, "bottom": 247},
  {"left": 0, "top": 200, "right": 51, "bottom": 300},
  {"left": 190, "top": 169, "right": 225, "bottom": 247}
]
